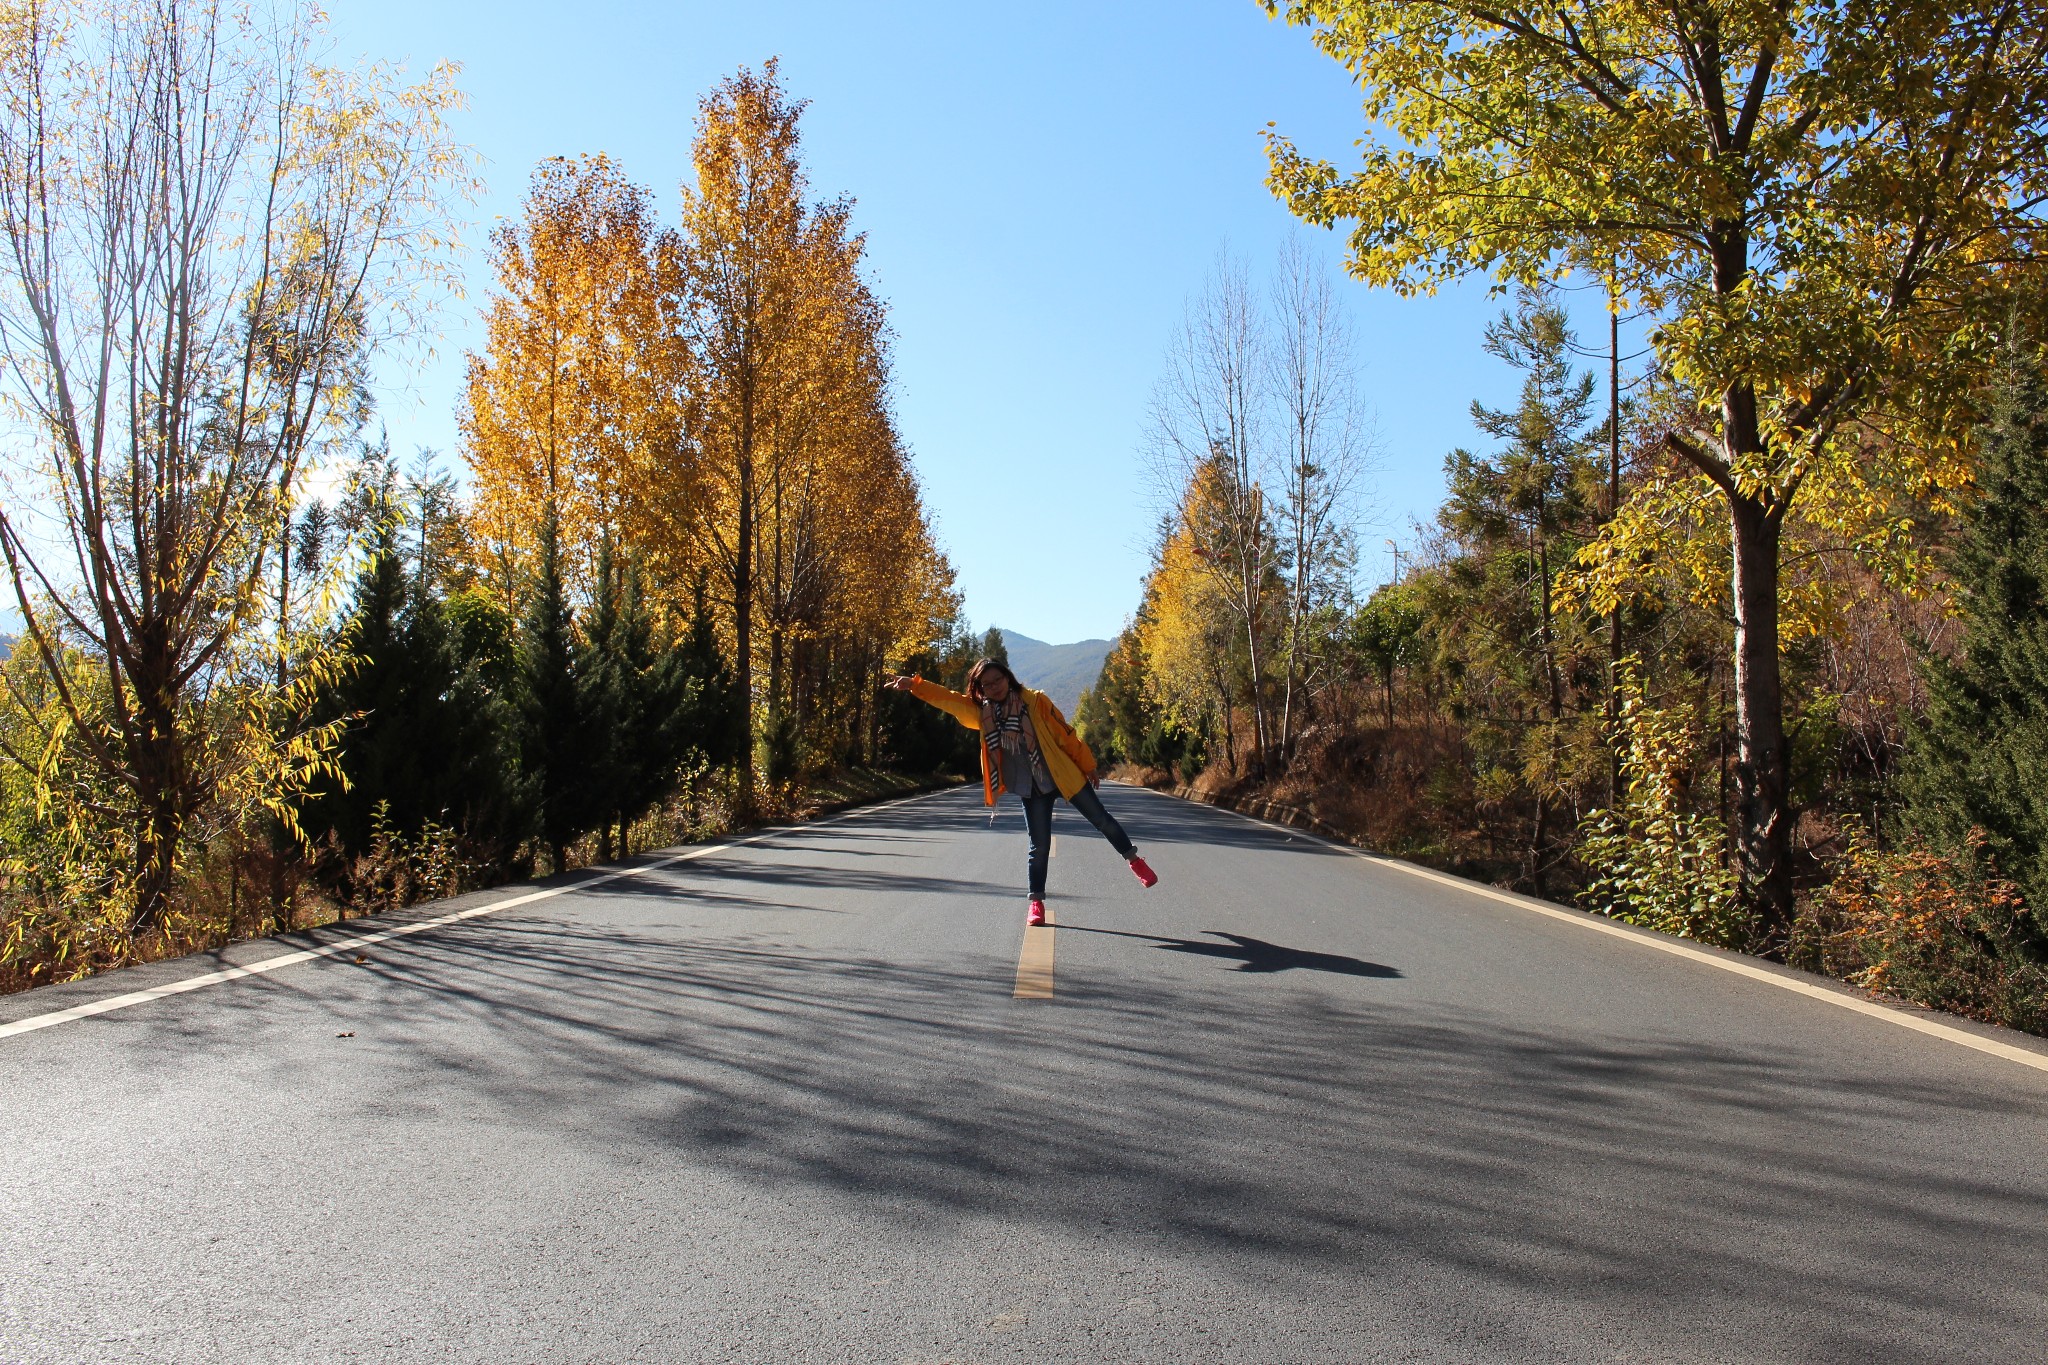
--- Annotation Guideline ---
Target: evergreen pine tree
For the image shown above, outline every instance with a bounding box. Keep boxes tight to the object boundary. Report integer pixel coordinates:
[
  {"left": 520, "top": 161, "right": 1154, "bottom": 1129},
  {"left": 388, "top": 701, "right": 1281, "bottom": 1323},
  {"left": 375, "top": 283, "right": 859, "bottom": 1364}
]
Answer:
[
  {"left": 306, "top": 529, "right": 514, "bottom": 888},
  {"left": 520, "top": 513, "right": 587, "bottom": 873},
  {"left": 611, "top": 555, "right": 692, "bottom": 846},
  {"left": 1902, "top": 339, "right": 2048, "bottom": 930},
  {"left": 577, "top": 538, "right": 630, "bottom": 862},
  {"left": 981, "top": 626, "right": 1009, "bottom": 666},
  {"left": 442, "top": 587, "right": 533, "bottom": 869},
  {"left": 311, "top": 535, "right": 414, "bottom": 855},
  {"left": 1438, "top": 292, "right": 1602, "bottom": 891},
  {"left": 676, "top": 578, "right": 743, "bottom": 773},
  {"left": 880, "top": 648, "right": 964, "bottom": 774}
]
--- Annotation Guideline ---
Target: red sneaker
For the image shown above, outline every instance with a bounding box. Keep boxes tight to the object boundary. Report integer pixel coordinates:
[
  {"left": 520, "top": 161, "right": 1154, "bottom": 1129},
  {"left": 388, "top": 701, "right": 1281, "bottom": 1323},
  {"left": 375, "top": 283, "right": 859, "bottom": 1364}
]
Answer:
[
  {"left": 1027, "top": 899, "right": 1047, "bottom": 927},
  {"left": 1129, "top": 856, "right": 1159, "bottom": 889}
]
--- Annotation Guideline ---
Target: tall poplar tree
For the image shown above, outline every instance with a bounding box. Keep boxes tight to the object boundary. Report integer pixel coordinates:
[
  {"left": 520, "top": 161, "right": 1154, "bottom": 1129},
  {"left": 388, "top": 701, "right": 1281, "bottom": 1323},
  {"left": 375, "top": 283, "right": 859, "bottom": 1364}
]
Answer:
[
  {"left": 462, "top": 154, "right": 666, "bottom": 591},
  {"left": 671, "top": 62, "right": 818, "bottom": 809}
]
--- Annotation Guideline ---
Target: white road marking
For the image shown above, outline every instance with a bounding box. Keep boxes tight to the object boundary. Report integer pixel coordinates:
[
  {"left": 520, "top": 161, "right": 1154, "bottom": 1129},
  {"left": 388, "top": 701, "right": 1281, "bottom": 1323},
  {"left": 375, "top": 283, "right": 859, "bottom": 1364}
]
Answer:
[
  {"left": 0, "top": 788, "right": 957, "bottom": 1042},
  {"left": 1139, "top": 786, "right": 2048, "bottom": 1078}
]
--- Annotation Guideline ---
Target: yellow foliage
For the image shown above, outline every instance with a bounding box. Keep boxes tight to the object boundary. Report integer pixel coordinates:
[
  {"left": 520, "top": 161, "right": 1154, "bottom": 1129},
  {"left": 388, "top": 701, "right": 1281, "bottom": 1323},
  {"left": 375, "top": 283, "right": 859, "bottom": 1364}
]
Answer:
[
  {"left": 458, "top": 63, "right": 957, "bottom": 761},
  {"left": 462, "top": 153, "right": 672, "bottom": 593}
]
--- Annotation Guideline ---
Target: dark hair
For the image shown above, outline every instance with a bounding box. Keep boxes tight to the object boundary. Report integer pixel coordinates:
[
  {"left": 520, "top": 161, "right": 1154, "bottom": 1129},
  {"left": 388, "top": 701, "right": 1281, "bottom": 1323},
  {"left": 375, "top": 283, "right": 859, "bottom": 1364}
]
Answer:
[{"left": 966, "top": 657, "right": 1021, "bottom": 701}]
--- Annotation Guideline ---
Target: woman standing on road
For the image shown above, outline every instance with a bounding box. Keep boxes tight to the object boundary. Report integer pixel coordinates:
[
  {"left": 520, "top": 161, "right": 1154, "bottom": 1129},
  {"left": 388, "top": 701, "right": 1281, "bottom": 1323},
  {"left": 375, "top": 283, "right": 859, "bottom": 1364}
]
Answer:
[{"left": 886, "top": 659, "right": 1158, "bottom": 926}]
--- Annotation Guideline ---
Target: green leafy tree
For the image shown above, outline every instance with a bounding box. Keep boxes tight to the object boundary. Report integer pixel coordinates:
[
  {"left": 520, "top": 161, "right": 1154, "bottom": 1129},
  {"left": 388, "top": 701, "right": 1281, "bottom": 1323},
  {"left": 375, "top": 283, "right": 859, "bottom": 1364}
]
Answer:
[
  {"left": 1902, "top": 342, "right": 2048, "bottom": 928},
  {"left": 1074, "top": 684, "right": 1119, "bottom": 764},
  {"left": 446, "top": 588, "right": 523, "bottom": 704},
  {"left": 1579, "top": 668, "right": 1744, "bottom": 945},
  {"left": 1347, "top": 584, "right": 1424, "bottom": 730},
  {"left": 1262, "top": 0, "right": 2048, "bottom": 942}
]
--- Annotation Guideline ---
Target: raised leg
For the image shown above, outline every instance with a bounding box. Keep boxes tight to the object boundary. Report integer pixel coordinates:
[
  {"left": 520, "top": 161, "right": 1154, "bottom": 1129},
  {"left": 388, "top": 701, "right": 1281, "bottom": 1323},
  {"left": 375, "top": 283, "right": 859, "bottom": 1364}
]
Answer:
[{"left": 1066, "top": 783, "right": 1136, "bottom": 859}]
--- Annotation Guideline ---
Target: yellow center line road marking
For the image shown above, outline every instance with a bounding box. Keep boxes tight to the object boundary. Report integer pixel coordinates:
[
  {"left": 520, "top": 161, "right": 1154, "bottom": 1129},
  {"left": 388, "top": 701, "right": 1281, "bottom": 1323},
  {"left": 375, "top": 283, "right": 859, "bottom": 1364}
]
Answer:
[
  {"left": 0, "top": 788, "right": 957, "bottom": 1043},
  {"left": 1014, "top": 906, "right": 1056, "bottom": 999},
  {"left": 1140, "top": 786, "right": 2048, "bottom": 1078}
]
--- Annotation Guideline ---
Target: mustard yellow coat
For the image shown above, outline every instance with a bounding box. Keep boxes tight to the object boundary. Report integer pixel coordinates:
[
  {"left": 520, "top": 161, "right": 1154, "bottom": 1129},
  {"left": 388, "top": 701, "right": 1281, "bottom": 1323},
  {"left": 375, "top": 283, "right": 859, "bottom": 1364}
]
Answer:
[{"left": 907, "top": 676, "right": 1098, "bottom": 805}]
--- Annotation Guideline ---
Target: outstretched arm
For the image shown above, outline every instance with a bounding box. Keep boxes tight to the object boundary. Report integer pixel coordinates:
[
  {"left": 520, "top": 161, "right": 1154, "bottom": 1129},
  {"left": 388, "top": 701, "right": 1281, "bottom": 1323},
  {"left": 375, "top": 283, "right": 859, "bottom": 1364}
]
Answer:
[{"left": 884, "top": 675, "right": 982, "bottom": 730}]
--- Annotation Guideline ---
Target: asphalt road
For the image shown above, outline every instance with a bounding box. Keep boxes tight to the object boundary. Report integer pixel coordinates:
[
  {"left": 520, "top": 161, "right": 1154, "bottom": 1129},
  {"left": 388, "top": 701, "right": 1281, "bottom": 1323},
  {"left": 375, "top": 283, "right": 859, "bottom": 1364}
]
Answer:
[{"left": 4, "top": 783, "right": 2048, "bottom": 1364}]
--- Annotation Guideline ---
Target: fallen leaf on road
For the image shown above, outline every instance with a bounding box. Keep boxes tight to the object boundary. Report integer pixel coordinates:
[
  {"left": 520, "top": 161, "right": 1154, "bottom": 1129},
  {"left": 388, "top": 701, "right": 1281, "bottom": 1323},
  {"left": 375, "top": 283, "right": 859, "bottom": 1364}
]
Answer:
[{"left": 336, "top": 1031, "right": 355, "bottom": 1038}]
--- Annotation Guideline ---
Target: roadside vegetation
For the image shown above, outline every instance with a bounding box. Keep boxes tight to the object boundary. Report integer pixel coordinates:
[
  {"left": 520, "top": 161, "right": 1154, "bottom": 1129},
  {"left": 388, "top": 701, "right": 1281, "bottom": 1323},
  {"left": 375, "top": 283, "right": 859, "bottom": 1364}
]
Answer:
[
  {"left": 1081, "top": 0, "right": 2048, "bottom": 1034},
  {"left": 0, "top": 7, "right": 979, "bottom": 992}
]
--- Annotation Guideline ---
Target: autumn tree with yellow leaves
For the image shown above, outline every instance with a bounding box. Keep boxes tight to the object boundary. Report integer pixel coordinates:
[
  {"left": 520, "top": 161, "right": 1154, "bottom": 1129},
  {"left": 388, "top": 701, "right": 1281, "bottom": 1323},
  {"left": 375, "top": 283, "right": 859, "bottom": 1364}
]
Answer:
[
  {"left": 463, "top": 153, "right": 670, "bottom": 599},
  {"left": 458, "top": 63, "right": 957, "bottom": 816},
  {"left": 0, "top": 0, "right": 468, "bottom": 943},
  {"left": 664, "top": 62, "right": 951, "bottom": 792}
]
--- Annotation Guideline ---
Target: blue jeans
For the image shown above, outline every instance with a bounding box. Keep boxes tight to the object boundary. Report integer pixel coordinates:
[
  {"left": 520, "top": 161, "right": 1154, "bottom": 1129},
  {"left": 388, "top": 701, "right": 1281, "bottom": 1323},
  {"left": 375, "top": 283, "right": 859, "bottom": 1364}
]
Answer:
[{"left": 1021, "top": 783, "right": 1136, "bottom": 899}]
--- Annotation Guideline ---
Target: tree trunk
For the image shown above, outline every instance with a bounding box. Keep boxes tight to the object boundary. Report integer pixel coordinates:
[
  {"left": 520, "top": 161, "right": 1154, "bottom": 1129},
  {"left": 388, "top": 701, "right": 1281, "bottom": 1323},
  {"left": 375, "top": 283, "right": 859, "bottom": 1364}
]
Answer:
[
  {"left": 127, "top": 631, "right": 187, "bottom": 934},
  {"left": 1607, "top": 294, "right": 1623, "bottom": 807},
  {"left": 1280, "top": 518, "right": 1308, "bottom": 765},
  {"left": 1244, "top": 591, "right": 1271, "bottom": 779},
  {"left": 1210, "top": 659, "right": 1238, "bottom": 774},
  {"left": 132, "top": 794, "right": 183, "bottom": 936},
  {"left": 1534, "top": 536, "right": 1564, "bottom": 894},
  {"left": 277, "top": 481, "right": 293, "bottom": 692},
  {"left": 733, "top": 454, "right": 755, "bottom": 812},
  {"left": 1729, "top": 491, "right": 1793, "bottom": 944}
]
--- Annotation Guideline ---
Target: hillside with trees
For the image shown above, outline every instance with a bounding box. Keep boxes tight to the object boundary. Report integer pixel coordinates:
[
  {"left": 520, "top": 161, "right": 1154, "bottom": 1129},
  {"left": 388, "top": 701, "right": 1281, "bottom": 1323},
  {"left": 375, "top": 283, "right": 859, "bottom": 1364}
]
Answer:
[{"left": 1082, "top": 0, "right": 2048, "bottom": 1034}]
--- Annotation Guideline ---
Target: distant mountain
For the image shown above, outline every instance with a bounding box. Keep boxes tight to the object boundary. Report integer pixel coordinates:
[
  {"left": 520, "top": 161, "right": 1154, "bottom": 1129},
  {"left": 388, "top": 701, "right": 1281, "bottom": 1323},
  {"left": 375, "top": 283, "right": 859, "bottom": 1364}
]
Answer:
[{"left": 993, "top": 628, "right": 1114, "bottom": 719}]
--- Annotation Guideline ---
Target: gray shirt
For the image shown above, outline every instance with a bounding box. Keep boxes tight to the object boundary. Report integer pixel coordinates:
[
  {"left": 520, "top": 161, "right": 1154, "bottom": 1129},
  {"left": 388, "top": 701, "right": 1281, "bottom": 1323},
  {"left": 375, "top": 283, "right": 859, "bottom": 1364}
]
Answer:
[{"left": 991, "top": 703, "right": 1058, "bottom": 797}]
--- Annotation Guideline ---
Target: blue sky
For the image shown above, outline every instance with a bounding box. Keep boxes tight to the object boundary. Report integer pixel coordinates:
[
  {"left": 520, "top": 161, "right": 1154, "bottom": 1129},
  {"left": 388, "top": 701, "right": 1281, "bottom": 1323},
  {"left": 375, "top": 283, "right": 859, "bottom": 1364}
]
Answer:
[{"left": 327, "top": 0, "right": 1612, "bottom": 645}]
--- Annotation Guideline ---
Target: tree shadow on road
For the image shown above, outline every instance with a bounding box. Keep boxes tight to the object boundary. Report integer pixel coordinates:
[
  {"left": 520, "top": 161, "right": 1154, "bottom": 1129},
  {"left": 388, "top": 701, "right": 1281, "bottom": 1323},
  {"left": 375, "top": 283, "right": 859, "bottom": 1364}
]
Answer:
[{"left": 98, "top": 903, "right": 2048, "bottom": 1365}]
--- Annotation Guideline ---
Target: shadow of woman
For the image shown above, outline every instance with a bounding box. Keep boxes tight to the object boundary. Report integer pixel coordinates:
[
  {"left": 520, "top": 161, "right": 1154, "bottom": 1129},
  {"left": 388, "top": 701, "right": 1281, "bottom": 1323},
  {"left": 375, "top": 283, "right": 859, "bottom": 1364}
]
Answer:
[{"left": 1059, "top": 925, "right": 1401, "bottom": 977}]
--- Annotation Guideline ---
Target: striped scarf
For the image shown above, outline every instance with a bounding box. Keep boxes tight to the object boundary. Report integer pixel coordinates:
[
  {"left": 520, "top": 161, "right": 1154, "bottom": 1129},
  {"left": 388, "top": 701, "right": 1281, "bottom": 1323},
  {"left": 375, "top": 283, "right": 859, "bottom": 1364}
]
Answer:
[{"left": 980, "top": 691, "right": 1043, "bottom": 767}]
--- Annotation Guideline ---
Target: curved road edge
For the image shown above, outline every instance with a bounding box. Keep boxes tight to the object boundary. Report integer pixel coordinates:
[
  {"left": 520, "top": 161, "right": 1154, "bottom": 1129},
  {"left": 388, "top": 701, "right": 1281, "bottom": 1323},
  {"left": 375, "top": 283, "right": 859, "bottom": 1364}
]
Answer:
[{"left": 1127, "top": 779, "right": 2048, "bottom": 1078}]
